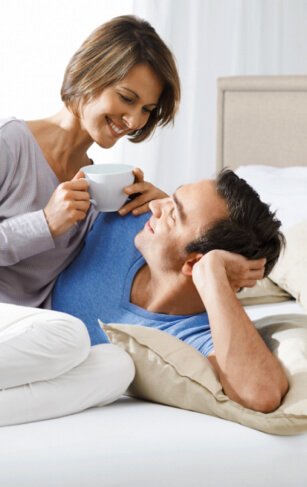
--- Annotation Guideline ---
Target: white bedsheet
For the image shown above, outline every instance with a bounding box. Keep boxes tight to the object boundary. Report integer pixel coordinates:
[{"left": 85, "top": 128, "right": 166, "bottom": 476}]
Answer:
[
  {"left": 1, "top": 300, "right": 307, "bottom": 487},
  {"left": 244, "top": 298, "right": 306, "bottom": 321}
]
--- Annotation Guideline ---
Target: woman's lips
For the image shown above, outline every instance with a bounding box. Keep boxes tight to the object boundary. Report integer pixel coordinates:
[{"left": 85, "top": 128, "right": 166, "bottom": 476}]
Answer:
[{"left": 106, "top": 116, "right": 126, "bottom": 137}]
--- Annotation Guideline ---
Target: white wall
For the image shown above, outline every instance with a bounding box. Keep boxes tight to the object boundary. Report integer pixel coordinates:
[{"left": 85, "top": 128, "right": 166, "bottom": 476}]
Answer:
[
  {"left": 0, "top": 0, "right": 133, "bottom": 164},
  {"left": 127, "top": 0, "right": 307, "bottom": 192},
  {"left": 1, "top": 0, "right": 307, "bottom": 192}
]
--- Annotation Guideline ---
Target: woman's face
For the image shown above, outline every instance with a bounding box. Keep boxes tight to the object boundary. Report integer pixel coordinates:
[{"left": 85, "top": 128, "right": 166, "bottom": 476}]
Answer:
[{"left": 80, "top": 63, "right": 163, "bottom": 148}]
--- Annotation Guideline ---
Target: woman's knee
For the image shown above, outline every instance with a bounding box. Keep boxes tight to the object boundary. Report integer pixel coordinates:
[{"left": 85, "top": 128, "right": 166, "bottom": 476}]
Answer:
[
  {"left": 0, "top": 311, "right": 91, "bottom": 388},
  {"left": 89, "top": 344, "right": 135, "bottom": 404},
  {"left": 46, "top": 312, "right": 91, "bottom": 366},
  {"left": 108, "top": 344, "right": 135, "bottom": 390}
]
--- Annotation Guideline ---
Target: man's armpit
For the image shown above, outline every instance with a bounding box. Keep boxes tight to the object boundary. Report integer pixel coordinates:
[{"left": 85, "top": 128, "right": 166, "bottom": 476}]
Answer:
[{"left": 207, "top": 351, "right": 220, "bottom": 377}]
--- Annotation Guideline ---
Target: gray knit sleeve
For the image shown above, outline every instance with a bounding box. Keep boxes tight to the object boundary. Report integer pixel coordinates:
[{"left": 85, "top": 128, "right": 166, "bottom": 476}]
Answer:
[
  {"left": 0, "top": 131, "right": 55, "bottom": 266},
  {"left": 0, "top": 210, "right": 55, "bottom": 265}
]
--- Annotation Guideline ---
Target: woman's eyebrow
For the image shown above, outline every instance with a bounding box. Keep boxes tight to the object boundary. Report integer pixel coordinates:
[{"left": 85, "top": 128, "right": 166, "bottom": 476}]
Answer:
[{"left": 121, "top": 87, "right": 139, "bottom": 98}]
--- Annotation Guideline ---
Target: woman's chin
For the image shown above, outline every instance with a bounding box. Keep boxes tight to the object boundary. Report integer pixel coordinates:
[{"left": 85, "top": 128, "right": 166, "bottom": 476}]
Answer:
[{"left": 96, "top": 138, "right": 117, "bottom": 149}]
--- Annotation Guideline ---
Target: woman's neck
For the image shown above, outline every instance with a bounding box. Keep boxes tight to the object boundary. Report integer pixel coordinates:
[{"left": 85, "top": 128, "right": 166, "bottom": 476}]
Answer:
[{"left": 26, "top": 107, "right": 93, "bottom": 181}]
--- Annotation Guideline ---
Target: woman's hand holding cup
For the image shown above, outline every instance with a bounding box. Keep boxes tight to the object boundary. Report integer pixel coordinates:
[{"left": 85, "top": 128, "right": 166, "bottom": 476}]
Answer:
[
  {"left": 119, "top": 167, "right": 168, "bottom": 216},
  {"left": 81, "top": 163, "right": 167, "bottom": 215},
  {"left": 44, "top": 171, "right": 91, "bottom": 238}
]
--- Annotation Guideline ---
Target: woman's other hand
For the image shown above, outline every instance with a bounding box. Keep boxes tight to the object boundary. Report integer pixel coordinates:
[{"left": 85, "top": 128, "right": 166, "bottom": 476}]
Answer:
[
  {"left": 44, "top": 171, "right": 91, "bottom": 238},
  {"left": 118, "top": 167, "right": 168, "bottom": 216}
]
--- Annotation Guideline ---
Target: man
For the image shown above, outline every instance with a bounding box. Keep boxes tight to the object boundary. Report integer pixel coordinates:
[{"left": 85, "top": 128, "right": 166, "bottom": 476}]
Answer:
[{"left": 52, "top": 169, "right": 288, "bottom": 413}]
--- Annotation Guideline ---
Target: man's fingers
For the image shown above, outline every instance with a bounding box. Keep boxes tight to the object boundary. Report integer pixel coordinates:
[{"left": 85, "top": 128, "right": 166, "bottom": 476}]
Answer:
[
  {"left": 248, "top": 257, "right": 267, "bottom": 270},
  {"left": 248, "top": 268, "right": 265, "bottom": 280},
  {"left": 242, "top": 280, "right": 258, "bottom": 288}
]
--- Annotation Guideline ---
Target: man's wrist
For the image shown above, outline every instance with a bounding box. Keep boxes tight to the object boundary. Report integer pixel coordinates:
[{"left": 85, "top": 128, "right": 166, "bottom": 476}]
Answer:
[{"left": 193, "top": 253, "right": 229, "bottom": 298}]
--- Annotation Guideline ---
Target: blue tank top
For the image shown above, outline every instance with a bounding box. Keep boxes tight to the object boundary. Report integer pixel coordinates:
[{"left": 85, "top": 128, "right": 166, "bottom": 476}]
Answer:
[{"left": 52, "top": 212, "right": 213, "bottom": 356}]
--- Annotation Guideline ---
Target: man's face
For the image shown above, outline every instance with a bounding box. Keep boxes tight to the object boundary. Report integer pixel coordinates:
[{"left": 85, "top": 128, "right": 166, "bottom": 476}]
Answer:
[{"left": 135, "top": 179, "right": 228, "bottom": 272}]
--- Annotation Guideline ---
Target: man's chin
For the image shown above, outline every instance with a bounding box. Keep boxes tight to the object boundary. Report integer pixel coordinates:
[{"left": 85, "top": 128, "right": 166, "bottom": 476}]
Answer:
[
  {"left": 134, "top": 229, "right": 145, "bottom": 251},
  {"left": 134, "top": 231, "right": 141, "bottom": 248},
  {"left": 134, "top": 215, "right": 151, "bottom": 248}
]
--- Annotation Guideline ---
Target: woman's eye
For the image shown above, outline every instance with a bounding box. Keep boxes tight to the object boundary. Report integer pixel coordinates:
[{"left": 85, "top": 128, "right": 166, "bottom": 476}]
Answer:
[
  {"left": 142, "top": 107, "right": 153, "bottom": 114},
  {"left": 119, "top": 94, "right": 133, "bottom": 104}
]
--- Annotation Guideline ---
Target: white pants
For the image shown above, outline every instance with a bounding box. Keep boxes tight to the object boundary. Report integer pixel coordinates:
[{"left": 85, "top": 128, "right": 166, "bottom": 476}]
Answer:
[{"left": 0, "top": 304, "right": 135, "bottom": 426}]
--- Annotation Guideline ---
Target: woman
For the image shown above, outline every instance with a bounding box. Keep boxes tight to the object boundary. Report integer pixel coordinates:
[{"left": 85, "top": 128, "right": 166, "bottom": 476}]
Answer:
[{"left": 0, "top": 15, "right": 180, "bottom": 425}]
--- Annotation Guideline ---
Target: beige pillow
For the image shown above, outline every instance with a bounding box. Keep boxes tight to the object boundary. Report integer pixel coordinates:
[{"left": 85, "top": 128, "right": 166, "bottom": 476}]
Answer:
[
  {"left": 237, "top": 277, "right": 291, "bottom": 305},
  {"left": 103, "top": 314, "right": 307, "bottom": 436},
  {"left": 270, "top": 220, "right": 307, "bottom": 310}
]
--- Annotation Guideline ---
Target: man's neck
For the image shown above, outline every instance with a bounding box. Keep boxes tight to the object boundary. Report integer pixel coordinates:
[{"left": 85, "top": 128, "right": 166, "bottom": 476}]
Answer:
[{"left": 130, "top": 264, "right": 206, "bottom": 316}]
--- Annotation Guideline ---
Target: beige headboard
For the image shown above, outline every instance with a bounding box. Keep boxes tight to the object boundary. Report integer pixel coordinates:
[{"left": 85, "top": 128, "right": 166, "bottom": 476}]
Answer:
[{"left": 216, "top": 76, "right": 307, "bottom": 171}]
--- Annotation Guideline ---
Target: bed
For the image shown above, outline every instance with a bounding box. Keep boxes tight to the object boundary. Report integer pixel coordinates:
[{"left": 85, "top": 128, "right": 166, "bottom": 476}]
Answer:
[{"left": 1, "top": 76, "right": 307, "bottom": 487}]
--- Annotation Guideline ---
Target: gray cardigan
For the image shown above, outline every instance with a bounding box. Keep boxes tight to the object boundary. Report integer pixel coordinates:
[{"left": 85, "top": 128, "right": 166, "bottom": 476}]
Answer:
[{"left": 0, "top": 118, "right": 97, "bottom": 308}]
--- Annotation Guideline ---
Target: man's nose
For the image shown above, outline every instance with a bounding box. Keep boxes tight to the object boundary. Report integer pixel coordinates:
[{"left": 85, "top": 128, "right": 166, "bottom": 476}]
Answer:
[
  {"left": 149, "top": 197, "right": 171, "bottom": 217},
  {"left": 149, "top": 199, "right": 162, "bottom": 216}
]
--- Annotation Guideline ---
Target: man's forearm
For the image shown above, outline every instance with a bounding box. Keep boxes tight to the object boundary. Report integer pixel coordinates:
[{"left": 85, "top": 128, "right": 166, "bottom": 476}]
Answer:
[{"left": 196, "top": 261, "right": 288, "bottom": 412}]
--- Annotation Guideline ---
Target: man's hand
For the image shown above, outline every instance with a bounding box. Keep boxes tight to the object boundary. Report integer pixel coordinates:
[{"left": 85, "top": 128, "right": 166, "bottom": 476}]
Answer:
[
  {"left": 192, "top": 249, "right": 266, "bottom": 294},
  {"left": 118, "top": 167, "right": 168, "bottom": 216},
  {"left": 44, "top": 171, "right": 90, "bottom": 238}
]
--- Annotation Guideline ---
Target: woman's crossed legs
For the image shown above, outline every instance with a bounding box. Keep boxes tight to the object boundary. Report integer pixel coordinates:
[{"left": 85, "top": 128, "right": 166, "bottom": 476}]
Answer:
[{"left": 0, "top": 304, "right": 134, "bottom": 426}]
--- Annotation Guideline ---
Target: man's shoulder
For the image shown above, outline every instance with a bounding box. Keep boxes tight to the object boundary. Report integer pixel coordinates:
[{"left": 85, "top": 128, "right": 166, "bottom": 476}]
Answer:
[{"left": 83, "top": 211, "right": 149, "bottom": 261}]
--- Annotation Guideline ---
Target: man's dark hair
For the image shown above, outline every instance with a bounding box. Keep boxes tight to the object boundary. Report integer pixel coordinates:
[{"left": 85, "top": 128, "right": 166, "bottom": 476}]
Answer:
[{"left": 186, "top": 168, "right": 285, "bottom": 276}]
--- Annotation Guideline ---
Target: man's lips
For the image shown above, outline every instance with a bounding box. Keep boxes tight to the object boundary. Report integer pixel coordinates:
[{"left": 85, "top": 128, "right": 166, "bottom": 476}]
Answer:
[{"left": 146, "top": 219, "right": 154, "bottom": 233}]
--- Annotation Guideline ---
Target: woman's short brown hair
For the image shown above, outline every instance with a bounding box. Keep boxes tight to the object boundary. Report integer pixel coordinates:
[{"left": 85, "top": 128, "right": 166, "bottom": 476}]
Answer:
[{"left": 61, "top": 15, "right": 180, "bottom": 142}]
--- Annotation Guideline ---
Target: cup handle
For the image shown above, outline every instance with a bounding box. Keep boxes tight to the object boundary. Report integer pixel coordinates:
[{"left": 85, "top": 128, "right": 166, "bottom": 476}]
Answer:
[{"left": 90, "top": 198, "right": 97, "bottom": 207}]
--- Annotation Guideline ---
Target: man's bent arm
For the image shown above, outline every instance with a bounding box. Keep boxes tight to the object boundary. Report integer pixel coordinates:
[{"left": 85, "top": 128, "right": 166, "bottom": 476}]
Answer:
[{"left": 192, "top": 251, "right": 289, "bottom": 413}]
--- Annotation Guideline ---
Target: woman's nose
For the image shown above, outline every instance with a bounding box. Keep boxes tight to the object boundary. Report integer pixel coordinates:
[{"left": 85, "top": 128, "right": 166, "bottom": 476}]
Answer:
[{"left": 122, "top": 110, "right": 148, "bottom": 131}]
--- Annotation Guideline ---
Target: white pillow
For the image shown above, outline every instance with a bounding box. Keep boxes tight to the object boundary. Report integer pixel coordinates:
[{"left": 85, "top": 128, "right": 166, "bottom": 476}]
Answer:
[
  {"left": 235, "top": 165, "right": 307, "bottom": 230},
  {"left": 270, "top": 219, "right": 307, "bottom": 310}
]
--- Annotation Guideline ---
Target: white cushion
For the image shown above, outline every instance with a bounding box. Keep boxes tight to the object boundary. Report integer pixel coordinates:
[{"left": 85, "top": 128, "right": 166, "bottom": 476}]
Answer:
[
  {"left": 235, "top": 165, "right": 307, "bottom": 229},
  {"left": 270, "top": 219, "right": 307, "bottom": 311}
]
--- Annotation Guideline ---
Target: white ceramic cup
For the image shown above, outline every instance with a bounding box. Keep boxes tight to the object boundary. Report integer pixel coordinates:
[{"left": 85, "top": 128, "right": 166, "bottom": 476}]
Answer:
[{"left": 81, "top": 163, "right": 135, "bottom": 212}]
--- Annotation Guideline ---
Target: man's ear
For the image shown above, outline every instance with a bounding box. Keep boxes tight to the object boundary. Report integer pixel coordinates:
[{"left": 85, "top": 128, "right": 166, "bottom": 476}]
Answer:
[{"left": 181, "top": 253, "right": 203, "bottom": 277}]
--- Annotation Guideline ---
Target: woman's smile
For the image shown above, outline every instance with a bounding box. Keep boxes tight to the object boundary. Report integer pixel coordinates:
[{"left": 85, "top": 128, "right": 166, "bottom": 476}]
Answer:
[{"left": 106, "top": 116, "right": 126, "bottom": 137}]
